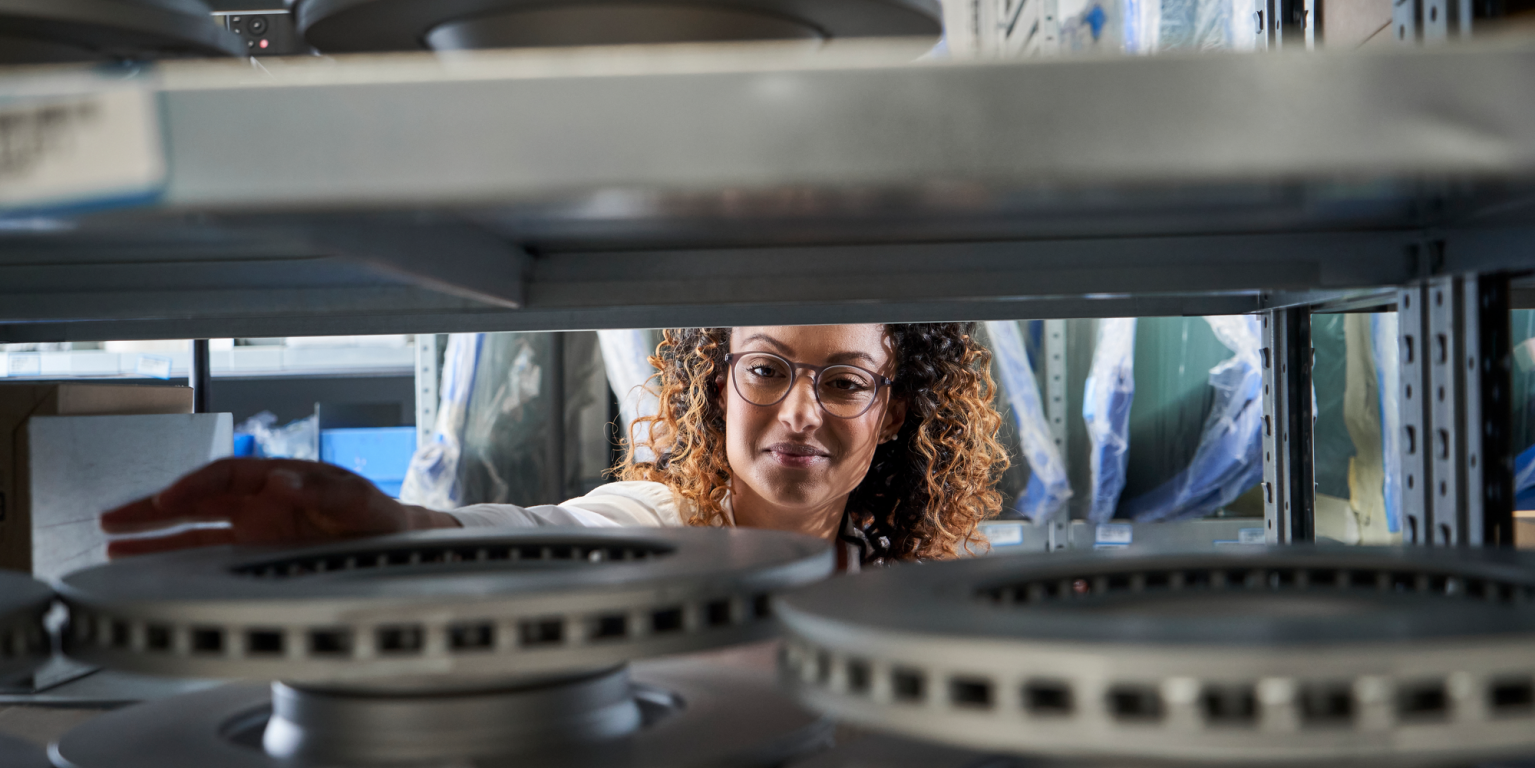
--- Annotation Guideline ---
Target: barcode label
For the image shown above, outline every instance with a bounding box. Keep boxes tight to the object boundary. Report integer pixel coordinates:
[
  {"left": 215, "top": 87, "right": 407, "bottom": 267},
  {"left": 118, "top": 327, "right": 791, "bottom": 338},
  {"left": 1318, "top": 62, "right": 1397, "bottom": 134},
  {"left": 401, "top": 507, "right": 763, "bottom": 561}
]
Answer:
[
  {"left": 1096, "top": 523, "right": 1133, "bottom": 544},
  {"left": 0, "top": 86, "right": 165, "bottom": 212}
]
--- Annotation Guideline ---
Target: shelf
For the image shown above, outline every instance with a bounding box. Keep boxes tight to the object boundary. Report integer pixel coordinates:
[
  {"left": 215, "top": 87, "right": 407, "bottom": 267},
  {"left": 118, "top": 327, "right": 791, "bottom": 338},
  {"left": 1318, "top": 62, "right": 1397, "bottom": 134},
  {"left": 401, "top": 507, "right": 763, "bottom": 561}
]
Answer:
[{"left": 4, "top": 38, "right": 1535, "bottom": 340}]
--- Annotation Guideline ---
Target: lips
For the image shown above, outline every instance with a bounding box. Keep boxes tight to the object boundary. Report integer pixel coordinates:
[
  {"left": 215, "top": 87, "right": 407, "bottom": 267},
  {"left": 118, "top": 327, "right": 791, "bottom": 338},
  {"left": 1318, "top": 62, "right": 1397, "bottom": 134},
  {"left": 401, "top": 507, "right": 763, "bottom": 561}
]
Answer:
[{"left": 765, "top": 442, "right": 830, "bottom": 468}]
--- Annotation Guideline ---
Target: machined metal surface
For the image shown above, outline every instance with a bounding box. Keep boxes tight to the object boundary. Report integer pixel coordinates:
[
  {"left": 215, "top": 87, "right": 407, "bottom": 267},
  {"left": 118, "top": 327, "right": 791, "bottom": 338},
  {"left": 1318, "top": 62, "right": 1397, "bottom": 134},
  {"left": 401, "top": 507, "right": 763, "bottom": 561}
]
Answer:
[
  {"left": 0, "top": 0, "right": 242, "bottom": 63},
  {"left": 778, "top": 546, "right": 1535, "bottom": 764},
  {"left": 0, "top": 732, "right": 48, "bottom": 768},
  {"left": 60, "top": 528, "right": 831, "bottom": 683},
  {"left": 0, "top": 571, "right": 54, "bottom": 687},
  {"left": 51, "top": 656, "right": 833, "bottom": 768},
  {"left": 293, "top": 0, "right": 940, "bottom": 52}
]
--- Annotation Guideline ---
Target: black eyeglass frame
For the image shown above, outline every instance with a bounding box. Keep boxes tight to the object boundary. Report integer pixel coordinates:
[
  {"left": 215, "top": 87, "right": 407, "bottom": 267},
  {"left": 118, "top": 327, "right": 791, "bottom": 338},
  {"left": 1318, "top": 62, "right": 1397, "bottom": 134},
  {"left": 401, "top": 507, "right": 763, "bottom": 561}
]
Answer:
[{"left": 724, "top": 351, "right": 895, "bottom": 419}]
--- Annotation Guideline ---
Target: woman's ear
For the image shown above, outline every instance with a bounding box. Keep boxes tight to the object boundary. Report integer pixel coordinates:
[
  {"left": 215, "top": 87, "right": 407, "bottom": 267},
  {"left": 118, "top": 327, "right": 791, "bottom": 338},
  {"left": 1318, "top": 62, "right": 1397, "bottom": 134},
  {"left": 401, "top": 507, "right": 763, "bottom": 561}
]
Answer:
[{"left": 880, "top": 397, "right": 908, "bottom": 443}]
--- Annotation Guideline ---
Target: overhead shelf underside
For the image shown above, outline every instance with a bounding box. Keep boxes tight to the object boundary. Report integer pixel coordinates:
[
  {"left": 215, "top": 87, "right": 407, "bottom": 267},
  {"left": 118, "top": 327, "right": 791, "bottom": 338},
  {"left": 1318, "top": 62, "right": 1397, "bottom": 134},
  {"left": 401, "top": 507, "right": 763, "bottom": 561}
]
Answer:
[{"left": 4, "top": 39, "right": 1535, "bottom": 340}]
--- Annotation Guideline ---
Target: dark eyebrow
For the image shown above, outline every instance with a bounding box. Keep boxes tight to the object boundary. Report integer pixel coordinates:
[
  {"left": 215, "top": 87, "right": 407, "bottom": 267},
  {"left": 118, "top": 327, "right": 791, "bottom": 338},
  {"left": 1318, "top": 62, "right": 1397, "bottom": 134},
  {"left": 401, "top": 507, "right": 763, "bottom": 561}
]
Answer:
[
  {"left": 826, "top": 351, "right": 878, "bottom": 366},
  {"left": 739, "top": 334, "right": 794, "bottom": 355},
  {"left": 738, "top": 334, "right": 879, "bottom": 367}
]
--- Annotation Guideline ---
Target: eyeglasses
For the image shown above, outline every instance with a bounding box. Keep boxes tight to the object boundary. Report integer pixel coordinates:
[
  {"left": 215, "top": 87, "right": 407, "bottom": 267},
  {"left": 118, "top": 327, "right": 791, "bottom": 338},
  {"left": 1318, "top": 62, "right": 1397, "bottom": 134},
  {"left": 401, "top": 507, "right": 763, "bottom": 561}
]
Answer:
[{"left": 724, "top": 351, "right": 894, "bottom": 419}]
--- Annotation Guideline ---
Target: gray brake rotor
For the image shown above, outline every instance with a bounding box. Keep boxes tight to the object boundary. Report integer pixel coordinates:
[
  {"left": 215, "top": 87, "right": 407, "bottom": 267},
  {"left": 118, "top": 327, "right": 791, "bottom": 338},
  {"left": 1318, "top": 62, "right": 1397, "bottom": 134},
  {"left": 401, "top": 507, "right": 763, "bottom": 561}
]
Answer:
[
  {"left": 0, "top": 569, "right": 53, "bottom": 687},
  {"left": 61, "top": 527, "right": 832, "bottom": 683},
  {"left": 777, "top": 546, "right": 1535, "bottom": 765},
  {"left": 292, "top": 0, "right": 941, "bottom": 53},
  {"left": 52, "top": 650, "right": 833, "bottom": 768},
  {"left": 0, "top": 0, "right": 243, "bottom": 63},
  {"left": 0, "top": 732, "right": 49, "bottom": 768}
]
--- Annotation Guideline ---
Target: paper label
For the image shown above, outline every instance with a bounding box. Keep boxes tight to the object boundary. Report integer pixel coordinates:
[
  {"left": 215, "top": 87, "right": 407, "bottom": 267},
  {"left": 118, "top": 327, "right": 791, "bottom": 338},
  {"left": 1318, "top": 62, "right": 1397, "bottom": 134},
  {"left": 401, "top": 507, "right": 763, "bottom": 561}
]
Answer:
[
  {"left": 1238, "top": 527, "right": 1266, "bottom": 544},
  {"left": 979, "top": 522, "right": 1024, "bottom": 546},
  {"left": 135, "top": 355, "right": 172, "bottom": 379},
  {"left": 0, "top": 81, "right": 165, "bottom": 212},
  {"left": 1095, "top": 523, "right": 1133, "bottom": 545},
  {"left": 2, "top": 353, "right": 41, "bottom": 377}
]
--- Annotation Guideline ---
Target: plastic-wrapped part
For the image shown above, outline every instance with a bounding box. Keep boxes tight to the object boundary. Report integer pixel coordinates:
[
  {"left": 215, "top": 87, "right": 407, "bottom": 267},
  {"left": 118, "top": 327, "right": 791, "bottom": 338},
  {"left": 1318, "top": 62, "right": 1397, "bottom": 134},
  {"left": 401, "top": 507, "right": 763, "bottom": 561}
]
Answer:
[
  {"left": 1513, "top": 311, "right": 1535, "bottom": 510},
  {"left": 400, "top": 333, "right": 481, "bottom": 510},
  {"left": 598, "top": 329, "right": 660, "bottom": 462},
  {"left": 1083, "top": 318, "right": 1136, "bottom": 523},
  {"left": 1517, "top": 445, "right": 1535, "bottom": 510},
  {"left": 458, "top": 333, "right": 548, "bottom": 506},
  {"left": 1371, "top": 313, "right": 1402, "bottom": 534},
  {"left": 455, "top": 332, "right": 611, "bottom": 506},
  {"left": 1122, "top": 315, "right": 1263, "bottom": 522},
  {"left": 234, "top": 411, "right": 317, "bottom": 460},
  {"left": 984, "top": 321, "right": 1071, "bottom": 521}
]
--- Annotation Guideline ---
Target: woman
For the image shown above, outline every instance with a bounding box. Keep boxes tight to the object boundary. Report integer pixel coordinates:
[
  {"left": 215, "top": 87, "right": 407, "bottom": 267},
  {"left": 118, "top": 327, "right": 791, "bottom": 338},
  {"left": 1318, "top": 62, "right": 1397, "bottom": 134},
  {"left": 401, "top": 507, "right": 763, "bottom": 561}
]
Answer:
[{"left": 102, "top": 323, "right": 1008, "bottom": 566}]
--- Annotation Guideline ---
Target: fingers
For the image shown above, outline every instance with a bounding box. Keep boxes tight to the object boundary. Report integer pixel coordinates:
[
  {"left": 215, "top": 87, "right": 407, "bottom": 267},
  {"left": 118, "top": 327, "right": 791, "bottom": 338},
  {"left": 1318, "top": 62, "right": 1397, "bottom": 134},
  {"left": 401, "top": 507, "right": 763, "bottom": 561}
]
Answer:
[
  {"left": 100, "top": 459, "right": 311, "bottom": 533},
  {"left": 99, "top": 497, "right": 165, "bottom": 533},
  {"left": 154, "top": 458, "right": 295, "bottom": 516},
  {"left": 106, "top": 526, "right": 235, "bottom": 558}
]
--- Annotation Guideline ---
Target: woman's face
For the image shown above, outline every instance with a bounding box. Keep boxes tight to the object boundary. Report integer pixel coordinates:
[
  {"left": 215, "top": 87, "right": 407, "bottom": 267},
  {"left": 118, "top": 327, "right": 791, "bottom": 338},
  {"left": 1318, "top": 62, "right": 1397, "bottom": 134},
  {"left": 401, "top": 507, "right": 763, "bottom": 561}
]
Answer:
[{"left": 722, "top": 325, "right": 906, "bottom": 522}]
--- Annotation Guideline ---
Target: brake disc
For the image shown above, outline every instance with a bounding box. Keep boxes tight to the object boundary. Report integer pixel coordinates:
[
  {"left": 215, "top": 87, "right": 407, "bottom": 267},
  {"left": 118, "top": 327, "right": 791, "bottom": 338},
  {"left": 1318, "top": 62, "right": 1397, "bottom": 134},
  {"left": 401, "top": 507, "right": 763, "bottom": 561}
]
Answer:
[
  {"left": 0, "top": 0, "right": 242, "bottom": 63},
  {"left": 61, "top": 527, "right": 831, "bottom": 683},
  {"left": 0, "top": 569, "right": 53, "bottom": 688},
  {"left": 53, "top": 655, "right": 831, "bottom": 768},
  {"left": 54, "top": 527, "right": 834, "bottom": 767},
  {"left": 291, "top": 0, "right": 941, "bottom": 53},
  {"left": 778, "top": 546, "right": 1535, "bottom": 765},
  {"left": 0, "top": 732, "right": 49, "bottom": 768}
]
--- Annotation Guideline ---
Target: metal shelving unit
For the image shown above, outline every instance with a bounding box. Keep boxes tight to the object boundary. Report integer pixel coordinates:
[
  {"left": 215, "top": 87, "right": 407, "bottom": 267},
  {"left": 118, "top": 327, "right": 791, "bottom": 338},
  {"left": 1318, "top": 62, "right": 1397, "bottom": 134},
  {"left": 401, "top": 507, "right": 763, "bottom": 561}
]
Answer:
[{"left": 3, "top": 37, "right": 1535, "bottom": 546}]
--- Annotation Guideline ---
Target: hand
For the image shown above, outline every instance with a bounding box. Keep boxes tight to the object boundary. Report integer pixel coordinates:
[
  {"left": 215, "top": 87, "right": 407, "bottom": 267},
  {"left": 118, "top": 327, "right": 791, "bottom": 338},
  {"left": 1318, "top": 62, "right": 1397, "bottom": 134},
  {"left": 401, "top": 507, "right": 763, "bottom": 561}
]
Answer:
[{"left": 100, "top": 458, "right": 461, "bottom": 558}]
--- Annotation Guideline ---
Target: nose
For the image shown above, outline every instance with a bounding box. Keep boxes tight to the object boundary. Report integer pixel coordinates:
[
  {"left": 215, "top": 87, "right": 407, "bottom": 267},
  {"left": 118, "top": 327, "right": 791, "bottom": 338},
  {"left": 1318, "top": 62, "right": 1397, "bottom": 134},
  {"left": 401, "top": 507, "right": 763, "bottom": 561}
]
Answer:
[{"left": 777, "top": 371, "right": 823, "bottom": 433}]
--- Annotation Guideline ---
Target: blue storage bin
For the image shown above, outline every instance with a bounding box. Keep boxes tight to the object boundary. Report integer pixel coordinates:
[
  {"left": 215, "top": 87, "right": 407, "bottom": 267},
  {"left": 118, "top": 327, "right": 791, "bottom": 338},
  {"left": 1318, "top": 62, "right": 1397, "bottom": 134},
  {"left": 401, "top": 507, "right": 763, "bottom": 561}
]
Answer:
[{"left": 320, "top": 427, "right": 416, "bottom": 498}]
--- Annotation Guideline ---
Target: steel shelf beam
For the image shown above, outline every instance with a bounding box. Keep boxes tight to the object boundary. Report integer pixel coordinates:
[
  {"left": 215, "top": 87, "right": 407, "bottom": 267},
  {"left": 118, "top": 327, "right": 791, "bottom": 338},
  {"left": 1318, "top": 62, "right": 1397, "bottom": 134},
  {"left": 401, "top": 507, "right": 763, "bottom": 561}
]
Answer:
[{"left": 0, "top": 41, "right": 1534, "bottom": 338}]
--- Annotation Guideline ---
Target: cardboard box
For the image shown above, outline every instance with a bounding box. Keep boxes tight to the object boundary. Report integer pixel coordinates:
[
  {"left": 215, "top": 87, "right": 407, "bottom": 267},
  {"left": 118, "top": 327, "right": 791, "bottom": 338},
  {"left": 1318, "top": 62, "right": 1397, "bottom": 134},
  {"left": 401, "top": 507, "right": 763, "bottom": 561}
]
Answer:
[{"left": 0, "top": 383, "right": 195, "bottom": 576}]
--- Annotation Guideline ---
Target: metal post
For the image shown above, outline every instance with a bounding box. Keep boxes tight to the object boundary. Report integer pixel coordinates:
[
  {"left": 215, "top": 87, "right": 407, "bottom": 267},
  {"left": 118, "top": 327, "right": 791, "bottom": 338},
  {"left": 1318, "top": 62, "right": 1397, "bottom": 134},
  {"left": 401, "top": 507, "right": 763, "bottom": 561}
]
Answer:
[
  {"left": 1399, "top": 273, "right": 1513, "bottom": 547},
  {"left": 1262, "top": 308, "right": 1315, "bottom": 544},
  {"left": 1427, "top": 276, "right": 1464, "bottom": 545},
  {"left": 1466, "top": 274, "right": 1514, "bottom": 546},
  {"left": 189, "top": 339, "right": 211, "bottom": 414},
  {"left": 1044, "top": 319, "right": 1070, "bottom": 550},
  {"left": 1044, "top": 319, "right": 1069, "bottom": 469},
  {"left": 546, "top": 332, "right": 567, "bottom": 502},
  {"left": 1399, "top": 283, "right": 1432, "bottom": 544},
  {"left": 414, "top": 334, "right": 440, "bottom": 450}
]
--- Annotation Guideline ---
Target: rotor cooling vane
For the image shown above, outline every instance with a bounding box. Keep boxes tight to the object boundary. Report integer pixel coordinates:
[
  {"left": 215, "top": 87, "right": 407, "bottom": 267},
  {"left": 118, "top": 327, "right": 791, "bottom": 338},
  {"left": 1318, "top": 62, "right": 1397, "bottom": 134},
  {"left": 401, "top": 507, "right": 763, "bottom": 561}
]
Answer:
[
  {"left": 0, "top": 570, "right": 52, "bottom": 768},
  {"left": 0, "top": 569, "right": 51, "bottom": 688},
  {"left": 53, "top": 527, "right": 834, "bottom": 768},
  {"left": 778, "top": 546, "right": 1535, "bottom": 765},
  {"left": 0, "top": 0, "right": 242, "bottom": 64},
  {"left": 291, "top": 0, "right": 942, "bottom": 52}
]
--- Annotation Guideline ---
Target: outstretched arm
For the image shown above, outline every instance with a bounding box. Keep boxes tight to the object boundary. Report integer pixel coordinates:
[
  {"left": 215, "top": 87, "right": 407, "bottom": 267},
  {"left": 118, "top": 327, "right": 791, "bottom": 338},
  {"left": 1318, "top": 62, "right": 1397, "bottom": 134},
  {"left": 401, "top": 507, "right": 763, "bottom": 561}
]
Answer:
[{"left": 100, "top": 458, "right": 460, "bottom": 558}]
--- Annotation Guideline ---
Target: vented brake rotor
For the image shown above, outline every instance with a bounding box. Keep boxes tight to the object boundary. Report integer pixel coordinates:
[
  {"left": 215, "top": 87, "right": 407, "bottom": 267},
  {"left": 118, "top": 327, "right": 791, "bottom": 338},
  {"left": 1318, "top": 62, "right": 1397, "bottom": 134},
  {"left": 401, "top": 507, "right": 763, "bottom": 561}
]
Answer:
[
  {"left": 778, "top": 546, "right": 1535, "bottom": 765},
  {"left": 61, "top": 527, "right": 831, "bottom": 683},
  {"left": 0, "top": 570, "right": 51, "bottom": 768},
  {"left": 53, "top": 656, "right": 831, "bottom": 768},
  {"left": 0, "top": 569, "right": 52, "bottom": 688},
  {"left": 0, "top": 0, "right": 242, "bottom": 64},
  {"left": 0, "top": 732, "right": 48, "bottom": 768},
  {"left": 292, "top": 0, "right": 942, "bottom": 53},
  {"left": 54, "top": 528, "right": 834, "bottom": 767}
]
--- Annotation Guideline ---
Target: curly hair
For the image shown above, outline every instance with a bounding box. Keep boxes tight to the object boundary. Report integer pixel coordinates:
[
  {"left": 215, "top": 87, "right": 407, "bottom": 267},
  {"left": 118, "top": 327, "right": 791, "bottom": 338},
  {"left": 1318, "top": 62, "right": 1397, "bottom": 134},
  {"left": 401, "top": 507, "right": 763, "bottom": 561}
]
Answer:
[{"left": 616, "top": 324, "right": 1008, "bottom": 562}]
